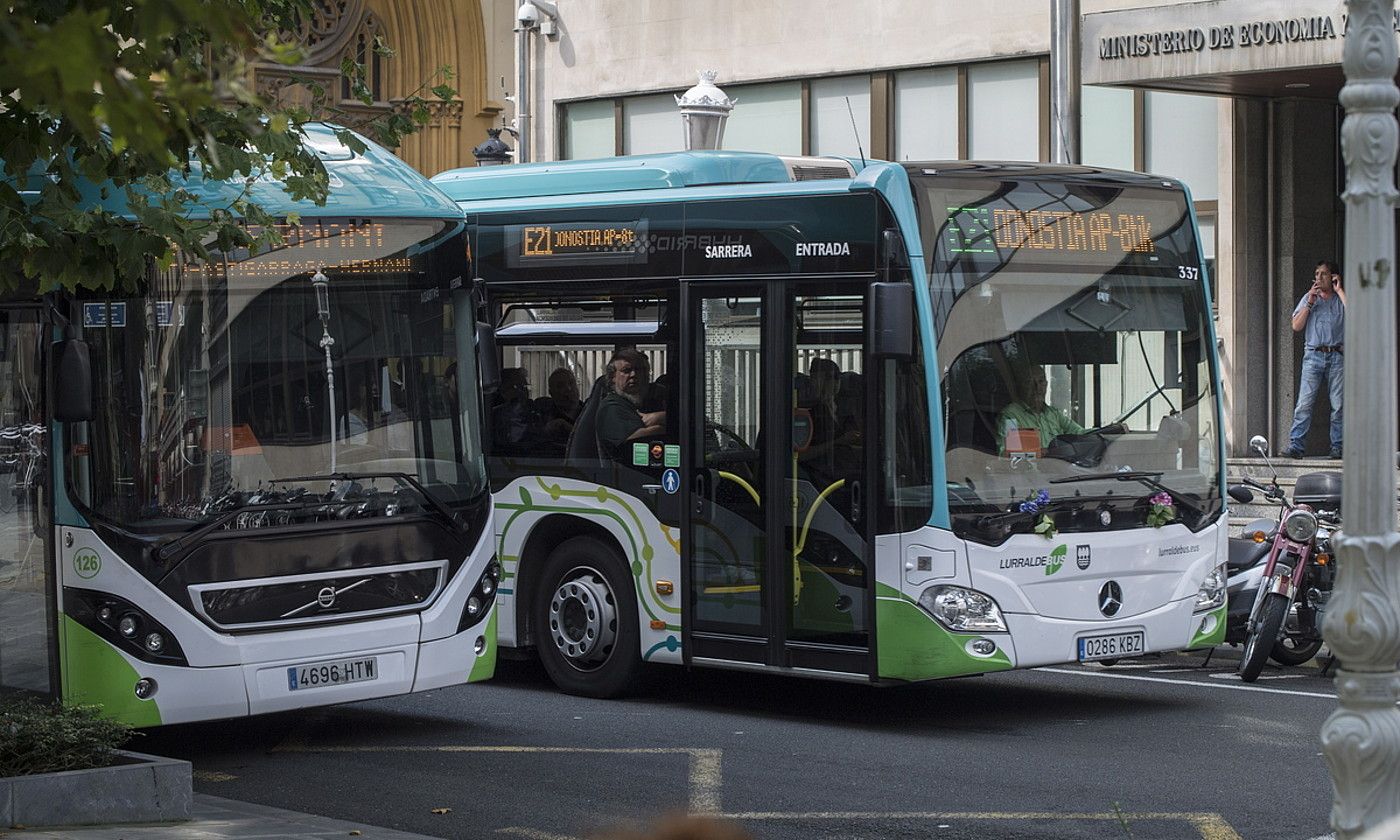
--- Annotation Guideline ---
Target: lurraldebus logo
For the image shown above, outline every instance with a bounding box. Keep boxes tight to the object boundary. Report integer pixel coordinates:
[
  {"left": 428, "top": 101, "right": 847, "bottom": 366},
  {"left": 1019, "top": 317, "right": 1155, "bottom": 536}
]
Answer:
[
  {"left": 72, "top": 548, "right": 101, "bottom": 579},
  {"left": 999, "top": 544, "right": 1069, "bottom": 575}
]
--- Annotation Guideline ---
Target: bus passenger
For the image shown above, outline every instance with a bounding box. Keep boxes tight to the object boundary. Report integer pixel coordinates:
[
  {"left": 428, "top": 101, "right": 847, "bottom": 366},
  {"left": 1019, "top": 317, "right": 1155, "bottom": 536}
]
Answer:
[
  {"left": 491, "top": 367, "right": 538, "bottom": 456},
  {"left": 995, "top": 365, "right": 1083, "bottom": 454},
  {"left": 534, "top": 367, "right": 582, "bottom": 456},
  {"left": 596, "top": 349, "right": 666, "bottom": 461}
]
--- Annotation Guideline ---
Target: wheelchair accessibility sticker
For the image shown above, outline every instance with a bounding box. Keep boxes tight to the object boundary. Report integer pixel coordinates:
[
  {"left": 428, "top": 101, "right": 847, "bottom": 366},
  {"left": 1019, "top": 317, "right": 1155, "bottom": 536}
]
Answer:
[{"left": 662, "top": 468, "right": 680, "bottom": 494}]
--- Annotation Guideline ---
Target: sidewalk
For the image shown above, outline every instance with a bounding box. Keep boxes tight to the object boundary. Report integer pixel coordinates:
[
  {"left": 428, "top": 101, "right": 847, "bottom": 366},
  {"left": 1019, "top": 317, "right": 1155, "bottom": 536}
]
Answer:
[{"left": 9, "top": 795, "right": 443, "bottom": 839}]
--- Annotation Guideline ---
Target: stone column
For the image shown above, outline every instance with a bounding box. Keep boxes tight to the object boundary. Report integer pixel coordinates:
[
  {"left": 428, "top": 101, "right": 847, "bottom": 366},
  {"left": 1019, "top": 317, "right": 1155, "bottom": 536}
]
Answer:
[{"left": 1320, "top": 1, "right": 1400, "bottom": 836}]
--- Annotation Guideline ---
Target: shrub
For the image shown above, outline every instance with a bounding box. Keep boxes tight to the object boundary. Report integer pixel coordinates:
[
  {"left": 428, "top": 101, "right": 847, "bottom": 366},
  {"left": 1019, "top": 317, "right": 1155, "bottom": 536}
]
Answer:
[{"left": 0, "top": 696, "right": 132, "bottom": 778}]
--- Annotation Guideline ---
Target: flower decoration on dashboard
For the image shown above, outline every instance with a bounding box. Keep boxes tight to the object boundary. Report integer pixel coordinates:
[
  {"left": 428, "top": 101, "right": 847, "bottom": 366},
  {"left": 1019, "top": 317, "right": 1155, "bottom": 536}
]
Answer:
[
  {"left": 1019, "top": 489, "right": 1056, "bottom": 539},
  {"left": 1146, "top": 491, "right": 1177, "bottom": 528}
]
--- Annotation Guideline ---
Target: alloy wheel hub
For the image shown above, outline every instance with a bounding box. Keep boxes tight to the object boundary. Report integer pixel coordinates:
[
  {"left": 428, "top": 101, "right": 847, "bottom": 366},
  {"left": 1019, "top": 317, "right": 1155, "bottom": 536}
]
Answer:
[{"left": 548, "top": 570, "right": 617, "bottom": 669}]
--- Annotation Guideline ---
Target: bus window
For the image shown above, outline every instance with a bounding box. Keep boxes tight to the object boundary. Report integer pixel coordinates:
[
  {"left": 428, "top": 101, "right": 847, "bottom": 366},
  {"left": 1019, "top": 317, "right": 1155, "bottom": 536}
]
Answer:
[{"left": 490, "top": 295, "right": 674, "bottom": 493}]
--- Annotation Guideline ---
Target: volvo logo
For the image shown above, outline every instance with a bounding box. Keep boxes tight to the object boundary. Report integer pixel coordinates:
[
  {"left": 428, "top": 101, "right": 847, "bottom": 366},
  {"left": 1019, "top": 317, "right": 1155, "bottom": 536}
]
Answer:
[
  {"left": 281, "top": 577, "right": 372, "bottom": 619},
  {"left": 1098, "top": 581, "right": 1123, "bottom": 617}
]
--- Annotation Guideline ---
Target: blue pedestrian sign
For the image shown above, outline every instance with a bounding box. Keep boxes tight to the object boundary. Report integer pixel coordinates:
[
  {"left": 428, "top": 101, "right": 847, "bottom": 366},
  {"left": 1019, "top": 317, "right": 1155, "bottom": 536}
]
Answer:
[{"left": 661, "top": 468, "right": 680, "bottom": 495}]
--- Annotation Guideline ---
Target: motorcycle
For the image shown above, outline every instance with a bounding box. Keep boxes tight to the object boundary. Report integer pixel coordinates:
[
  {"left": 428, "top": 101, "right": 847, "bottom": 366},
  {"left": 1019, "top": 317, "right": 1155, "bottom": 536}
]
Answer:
[{"left": 1225, "top": 435, "right": 1340, "bottom": 683}]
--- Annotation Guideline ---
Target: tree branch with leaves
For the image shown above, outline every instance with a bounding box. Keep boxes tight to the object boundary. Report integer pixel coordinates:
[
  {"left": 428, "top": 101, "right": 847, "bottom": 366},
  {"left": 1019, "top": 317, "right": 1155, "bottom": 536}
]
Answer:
[{"left": 0, "top": 0, "right": 455, "bottom": 293}]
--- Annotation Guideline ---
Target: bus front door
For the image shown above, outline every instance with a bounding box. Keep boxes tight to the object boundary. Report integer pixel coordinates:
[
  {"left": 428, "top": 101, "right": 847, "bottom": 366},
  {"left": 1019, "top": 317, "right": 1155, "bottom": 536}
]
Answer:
[
  {"left": 0, "top": 307, "right": 56, "bottom": 697},
  {"left": 683, "top": 282, "right": 871, "bottom": 675}
]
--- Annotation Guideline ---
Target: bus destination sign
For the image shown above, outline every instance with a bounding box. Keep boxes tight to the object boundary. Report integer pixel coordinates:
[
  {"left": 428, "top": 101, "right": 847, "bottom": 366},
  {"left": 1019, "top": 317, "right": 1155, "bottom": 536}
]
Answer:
[
  {"left": 945, "top": 207, "right": 1156, "bottom": 257},
  {"left": 509, "top": 221, "right": 648, "bottom": 266}
]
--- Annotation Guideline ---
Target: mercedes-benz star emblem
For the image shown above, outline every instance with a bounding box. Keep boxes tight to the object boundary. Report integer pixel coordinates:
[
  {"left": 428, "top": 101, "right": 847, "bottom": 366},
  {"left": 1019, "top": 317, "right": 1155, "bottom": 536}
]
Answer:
[{"left": 1098, "top": 581, "right": 1123, "bottom": 617}]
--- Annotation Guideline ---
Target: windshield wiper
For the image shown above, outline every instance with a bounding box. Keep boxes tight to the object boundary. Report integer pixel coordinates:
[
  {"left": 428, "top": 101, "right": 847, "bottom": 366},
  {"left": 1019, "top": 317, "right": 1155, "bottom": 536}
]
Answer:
[
  {"left": 271, "top": 471, "right": 467, "bottom": 534},
  {"left": 1049, "top": 470, "right": 1208, "bottom": 518},
  {"left": 153, "top": 501, "right": 306, "bottom": 564}
]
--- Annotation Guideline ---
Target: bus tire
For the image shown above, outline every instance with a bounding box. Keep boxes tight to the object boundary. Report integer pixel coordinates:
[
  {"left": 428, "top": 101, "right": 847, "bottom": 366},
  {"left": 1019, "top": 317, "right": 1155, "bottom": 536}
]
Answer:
[{"left": 533, "top": 536, "right": 642, "bottom": 698}]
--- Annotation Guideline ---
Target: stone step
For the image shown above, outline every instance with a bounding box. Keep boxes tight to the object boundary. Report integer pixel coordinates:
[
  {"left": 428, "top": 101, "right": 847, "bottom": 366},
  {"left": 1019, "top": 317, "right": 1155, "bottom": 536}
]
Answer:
[{"left": 1226, "top": 456, "right": 1343, "bottom": 484}]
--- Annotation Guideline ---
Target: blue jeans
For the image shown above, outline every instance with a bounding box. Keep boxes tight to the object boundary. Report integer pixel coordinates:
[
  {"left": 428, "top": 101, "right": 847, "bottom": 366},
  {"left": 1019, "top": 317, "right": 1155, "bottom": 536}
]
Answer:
[{"left": 1289, "top": 349, "right": 1343, "bottom": 452}]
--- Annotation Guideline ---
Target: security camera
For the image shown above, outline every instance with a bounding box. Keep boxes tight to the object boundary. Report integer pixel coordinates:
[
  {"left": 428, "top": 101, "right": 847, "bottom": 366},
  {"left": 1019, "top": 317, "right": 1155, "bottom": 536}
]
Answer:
[{"left": 516, "top": 2, "right": 540, "bottom": 25}]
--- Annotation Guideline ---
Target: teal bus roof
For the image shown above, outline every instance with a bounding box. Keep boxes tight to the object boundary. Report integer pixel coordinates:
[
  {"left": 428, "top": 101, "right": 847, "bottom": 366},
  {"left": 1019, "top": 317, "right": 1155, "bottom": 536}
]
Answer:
[
  {"left": 432, "top": 151, "right": 847, "bottom": 204},
  {"left": 10, "top": 123, "right": 461, "bottom": 220}
]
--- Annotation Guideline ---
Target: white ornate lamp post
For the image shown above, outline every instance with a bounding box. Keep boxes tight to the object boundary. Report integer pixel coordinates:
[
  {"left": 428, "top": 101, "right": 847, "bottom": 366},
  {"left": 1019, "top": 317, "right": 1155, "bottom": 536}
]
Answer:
[
  {"left": 1321, "top": 1, "right": 1400, "bottom": 836},
  {"left": 675, "top": 71, "right": 736, "bottom": 151}
]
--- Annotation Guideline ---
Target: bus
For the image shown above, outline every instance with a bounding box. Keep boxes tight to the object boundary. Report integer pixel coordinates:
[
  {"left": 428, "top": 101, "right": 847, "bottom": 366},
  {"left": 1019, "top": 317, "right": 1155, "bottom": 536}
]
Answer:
[
  {"left": 431, "top": 152, "right": 1227, "bottom": 696},
  {"left": 0, "top": 124, "right": 500, "bottom": 726}
]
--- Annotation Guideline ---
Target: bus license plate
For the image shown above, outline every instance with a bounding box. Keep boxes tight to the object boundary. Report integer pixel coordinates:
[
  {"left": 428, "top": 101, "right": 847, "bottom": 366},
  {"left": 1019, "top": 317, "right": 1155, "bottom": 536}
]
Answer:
[
  {"left": 287, "top": 657, "right": 378, "bottom": 691},
  {"left": 1078, "top": 631, "right": 1145, "bottom": 662}
]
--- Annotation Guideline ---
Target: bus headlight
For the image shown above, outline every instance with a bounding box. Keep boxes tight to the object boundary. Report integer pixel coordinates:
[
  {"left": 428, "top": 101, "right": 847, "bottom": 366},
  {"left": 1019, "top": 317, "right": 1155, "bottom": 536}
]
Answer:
[
  {"left": 918, "top": 586, "right": 1008, "bottom": 633},
  {"left": 1194, "top": 564, "right": 1226, "bottom": 612},
  {"left": 1284, "top": 510, "right": 1318, "bottom": 542}
]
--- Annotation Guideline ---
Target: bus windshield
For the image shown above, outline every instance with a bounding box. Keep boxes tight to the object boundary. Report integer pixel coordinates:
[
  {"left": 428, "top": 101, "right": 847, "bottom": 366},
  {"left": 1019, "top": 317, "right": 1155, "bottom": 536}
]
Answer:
[
  {"left": 909, "top": 174, "right": 1221, "bottom": 541},
  {"left": 71, "top": 218, "right": 487, "bottom": 531}
]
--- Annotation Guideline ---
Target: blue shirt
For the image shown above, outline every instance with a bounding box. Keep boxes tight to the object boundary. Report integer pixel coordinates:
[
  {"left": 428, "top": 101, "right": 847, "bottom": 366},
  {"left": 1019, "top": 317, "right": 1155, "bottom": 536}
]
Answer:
[{"left": 1293, "top": 291, "right": 1345, "bottom": 348}]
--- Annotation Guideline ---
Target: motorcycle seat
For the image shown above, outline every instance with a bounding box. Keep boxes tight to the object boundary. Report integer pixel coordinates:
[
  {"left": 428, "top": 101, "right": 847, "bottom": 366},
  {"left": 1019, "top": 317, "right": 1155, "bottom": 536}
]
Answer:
[{"left": 1227, "top": 536, "right": 1272, "bottom": 571}]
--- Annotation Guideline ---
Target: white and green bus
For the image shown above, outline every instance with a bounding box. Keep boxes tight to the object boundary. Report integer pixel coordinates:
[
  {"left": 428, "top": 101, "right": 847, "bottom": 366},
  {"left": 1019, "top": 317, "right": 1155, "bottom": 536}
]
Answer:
[
  {"left": 432, "top": 153, "right": 1227, "bottom": 696},
  {"left": 0, "top": 125, "right": 500, "bottom": 725}
]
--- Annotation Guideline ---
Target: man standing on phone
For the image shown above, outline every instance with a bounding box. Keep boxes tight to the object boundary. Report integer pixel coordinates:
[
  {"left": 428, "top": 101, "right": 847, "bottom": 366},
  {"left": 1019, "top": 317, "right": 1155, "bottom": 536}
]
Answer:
[{"left": 1287, "top": 260, "right": 1346, "bottom": 459}]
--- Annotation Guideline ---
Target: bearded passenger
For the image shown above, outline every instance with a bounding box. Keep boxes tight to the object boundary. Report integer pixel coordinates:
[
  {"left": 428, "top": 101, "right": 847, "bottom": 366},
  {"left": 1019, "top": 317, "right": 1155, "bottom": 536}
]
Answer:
[{"left": 595, "top": 348, "right": 667, "bottom": 461}]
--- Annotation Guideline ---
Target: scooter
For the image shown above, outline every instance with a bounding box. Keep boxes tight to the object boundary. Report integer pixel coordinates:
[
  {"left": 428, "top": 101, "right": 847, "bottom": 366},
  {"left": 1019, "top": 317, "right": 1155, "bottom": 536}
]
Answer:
[{"left": 1225, "top": 435, "right": 1340, "bottom": 682}]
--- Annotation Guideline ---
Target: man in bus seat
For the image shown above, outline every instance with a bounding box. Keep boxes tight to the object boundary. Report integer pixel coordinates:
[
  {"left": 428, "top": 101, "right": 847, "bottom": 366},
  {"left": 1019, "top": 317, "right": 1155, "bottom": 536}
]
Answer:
[
  {"left": 995, "top": 365, "right": 1085, "bottom": 456},
  {"left": 596, "top": 349, "right": 666, "bottom": 461},
  {"left": 534, "top": 367, "right": 582, "bottom": 457},
  {"left": 491, "top": 367, "right": 539, "bottom": 456}
]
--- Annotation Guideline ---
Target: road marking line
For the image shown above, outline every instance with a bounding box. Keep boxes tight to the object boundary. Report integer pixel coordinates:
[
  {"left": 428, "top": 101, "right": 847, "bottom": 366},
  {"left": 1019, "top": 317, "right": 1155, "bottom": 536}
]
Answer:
[
  {"left": 718, "top": 811, "right": 1241, "bottom": 840},
  {"left": 280, "top": 745, "right": 722, "bottom": 815},
  {"left": 192, "top": 770, "right": 237, "bottom": 782},
  {"left": 688, "top": 749, "right": 723, "bottom": 815},
  {"left": 1039, "top": 667, "right": 1336, "bottom": 698},
  {"left": 496, "top": 828, "right": 580, "bottom": 840}
]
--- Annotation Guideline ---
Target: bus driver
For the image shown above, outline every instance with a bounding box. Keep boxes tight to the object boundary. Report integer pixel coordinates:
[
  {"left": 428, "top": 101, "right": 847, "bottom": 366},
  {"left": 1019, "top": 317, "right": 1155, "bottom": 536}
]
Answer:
[
  {"left": 596, "top": 348, "right": 666, "bottom": 460},
  {"left": 996, "top": 365, "right": 1084, "bottom": 455}
]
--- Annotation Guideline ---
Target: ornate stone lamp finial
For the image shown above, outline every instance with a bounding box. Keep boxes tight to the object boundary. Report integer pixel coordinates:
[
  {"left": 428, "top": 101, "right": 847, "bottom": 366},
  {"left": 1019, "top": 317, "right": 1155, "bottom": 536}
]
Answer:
[{"left": 675, "top": 71, "right": 737, "bottom": 151}]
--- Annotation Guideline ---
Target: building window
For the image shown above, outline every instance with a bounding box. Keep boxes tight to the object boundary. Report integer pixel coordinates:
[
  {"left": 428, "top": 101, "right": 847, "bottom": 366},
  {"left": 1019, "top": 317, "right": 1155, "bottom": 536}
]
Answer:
[
  {"left": 810, "top": 76, "right": 871, "bottom": 157},
  {"left": 563, "top": 100, "right": 616, "bottom": 160},
  {"left": 623, "top": 94, "right": 679, "bottom": 155},
  {"left": 967, "top": 60, "right": 1039, "bottom": 161},
  {"left": 1081, "top": 85, "right": 1135, "bottom": 171},
  {"left": 1145, "top": 91, "right": 1219, "bottom": 201},
  {"left": 723, "top": 82, "right": 802, "bottom": 155},
  {"left": 893, "top": 67, "right": 958, "bottom": 161}
]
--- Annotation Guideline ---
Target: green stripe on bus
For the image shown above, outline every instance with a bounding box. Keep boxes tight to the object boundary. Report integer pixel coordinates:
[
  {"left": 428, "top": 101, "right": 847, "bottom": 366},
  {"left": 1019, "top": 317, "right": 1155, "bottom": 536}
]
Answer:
[
  {"left": 59, "top": 615, "right": 162, "bottom": 728},
  {"left": 467, "top": 609, "right": 498, "bottom": 683},
  {"left": 875, "top": 584, "right": 1013, "bottom": 681}
]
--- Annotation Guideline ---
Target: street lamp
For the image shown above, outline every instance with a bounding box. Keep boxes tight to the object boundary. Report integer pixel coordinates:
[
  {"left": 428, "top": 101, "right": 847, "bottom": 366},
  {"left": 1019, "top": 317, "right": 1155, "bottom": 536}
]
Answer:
[
  {"left": 311, "top": 269, "right": 338, "bottom": 472},
  {"left": 1320, "top": 1, "right": 1400, "bottom": 836},
  {"left": 675, "top": 71, "right": 736, "bottom": 152},
  {"left": 472, "top": 128, "right": 515, "bottom": 166}
]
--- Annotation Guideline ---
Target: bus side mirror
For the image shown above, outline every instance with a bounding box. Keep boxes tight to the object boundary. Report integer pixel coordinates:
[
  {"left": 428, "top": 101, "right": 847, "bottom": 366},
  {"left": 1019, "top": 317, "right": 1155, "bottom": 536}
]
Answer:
[
  {"left": 476, "top": 322, "right": 500, "bottom": 393},
  {"left": 869, "top": 282, "right": 914, "bottom": 359},
  {"left": 53, "top": 337, "right": 94, "bottom": 422}
]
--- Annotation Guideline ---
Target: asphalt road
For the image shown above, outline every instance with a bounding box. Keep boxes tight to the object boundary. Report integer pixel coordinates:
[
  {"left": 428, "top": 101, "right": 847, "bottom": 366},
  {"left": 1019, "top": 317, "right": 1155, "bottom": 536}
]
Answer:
[{"left": 139, "top": 648, "right": 1341, "bottom": 840}]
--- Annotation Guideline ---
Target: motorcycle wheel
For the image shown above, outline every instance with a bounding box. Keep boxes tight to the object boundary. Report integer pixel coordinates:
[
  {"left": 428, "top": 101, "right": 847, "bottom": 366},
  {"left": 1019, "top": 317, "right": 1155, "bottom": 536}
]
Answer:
[
  {"left": 1270, "top": 636, "right": 1323, "bottom": 666},
  {"left": 1239, "top": 592, "right": 1289, "bottom": 683}
]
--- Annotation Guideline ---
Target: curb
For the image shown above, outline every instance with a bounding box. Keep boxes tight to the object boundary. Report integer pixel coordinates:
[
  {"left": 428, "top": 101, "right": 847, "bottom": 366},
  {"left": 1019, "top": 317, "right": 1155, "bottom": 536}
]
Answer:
[{"left": 1, "top": 750, "right": 192, "bottom": 828}]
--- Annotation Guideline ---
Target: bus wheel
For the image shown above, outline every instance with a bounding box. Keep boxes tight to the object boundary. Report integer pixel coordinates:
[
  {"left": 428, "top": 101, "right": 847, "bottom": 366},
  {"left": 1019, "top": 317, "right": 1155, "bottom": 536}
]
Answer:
[{"left": 534, "top": 536, "right": 642, "bottom": 698}]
